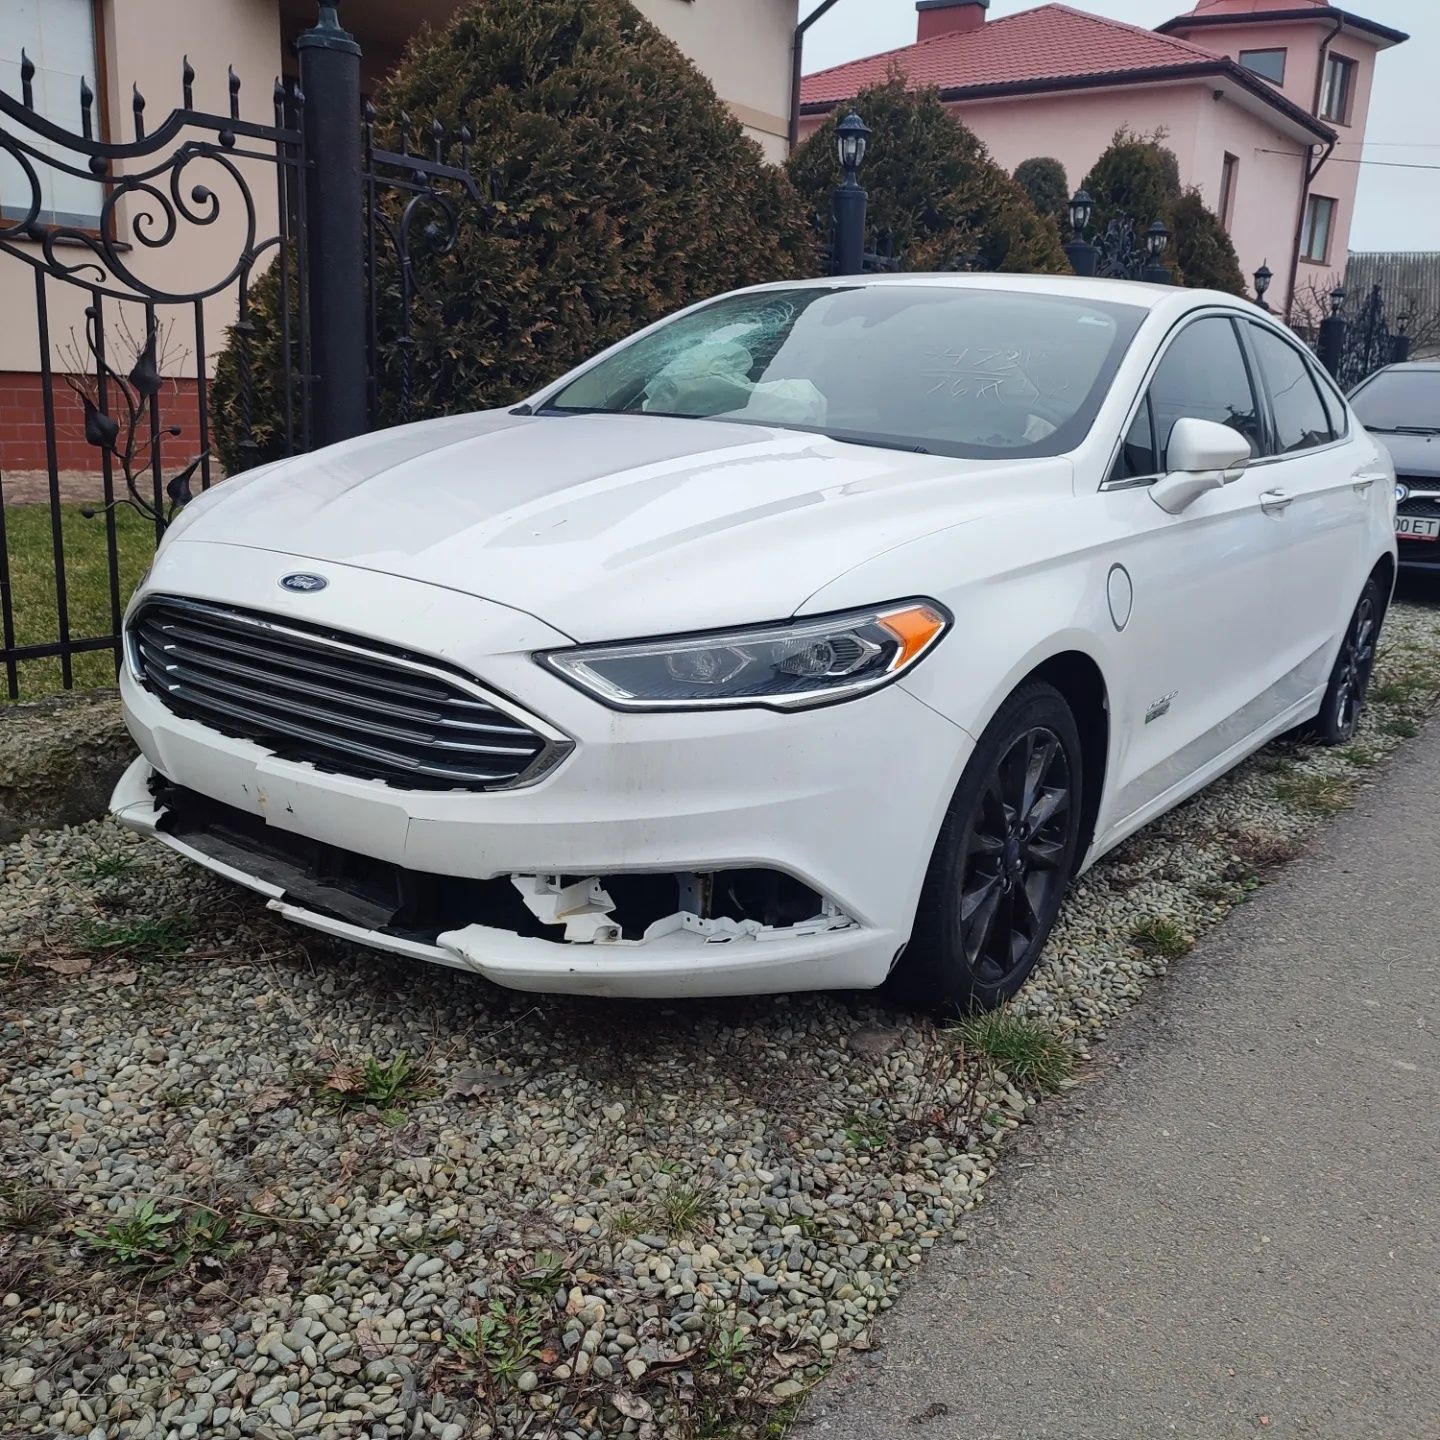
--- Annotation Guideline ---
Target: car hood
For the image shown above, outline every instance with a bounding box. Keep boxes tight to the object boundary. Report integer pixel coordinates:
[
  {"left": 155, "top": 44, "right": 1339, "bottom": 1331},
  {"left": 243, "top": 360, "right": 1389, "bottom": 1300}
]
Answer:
[
  {"left": 1375, "top": 430, "right": 1440, "bottom": 482},
  {"left": 177, "top": 409, "right": 1068, "bottom": 640}
]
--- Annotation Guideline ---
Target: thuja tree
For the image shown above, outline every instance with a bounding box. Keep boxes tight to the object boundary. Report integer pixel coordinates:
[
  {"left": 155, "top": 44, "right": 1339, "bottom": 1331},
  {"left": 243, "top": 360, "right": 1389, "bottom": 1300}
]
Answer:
[
  {"left": 1013, "top": 156, "right": 1070, "bottom": 230},
  {"left": 1080, "top": 127, "right": 1246, "bottom": 295},
  {"left": 213, "top": 0, "right": 815, "bottom": 469},
  {"left": 788, "top": 78, "right": 1067, "bottom": 275}
]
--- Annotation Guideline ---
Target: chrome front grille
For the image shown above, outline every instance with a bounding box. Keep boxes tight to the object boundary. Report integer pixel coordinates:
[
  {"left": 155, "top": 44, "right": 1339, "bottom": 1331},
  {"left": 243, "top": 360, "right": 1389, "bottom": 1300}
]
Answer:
[
  {"left": 1397, "top": 482, "right": 1440, "bottom": 520},
  {"left": 130, "top": 596, "right": 565, "bottom": 791}
]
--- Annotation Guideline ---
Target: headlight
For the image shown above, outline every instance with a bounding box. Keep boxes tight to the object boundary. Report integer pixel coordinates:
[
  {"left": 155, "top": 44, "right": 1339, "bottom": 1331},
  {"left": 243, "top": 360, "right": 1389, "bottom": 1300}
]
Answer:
[{"left": 538, "top": 600, "right": 950, "bottom": 711}]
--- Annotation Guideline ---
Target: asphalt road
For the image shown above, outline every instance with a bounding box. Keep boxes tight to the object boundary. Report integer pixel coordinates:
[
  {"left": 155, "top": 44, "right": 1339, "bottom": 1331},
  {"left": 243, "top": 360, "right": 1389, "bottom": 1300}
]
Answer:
[{"left": 802, "top": 722, "right": 1440, "bottom": 1440}]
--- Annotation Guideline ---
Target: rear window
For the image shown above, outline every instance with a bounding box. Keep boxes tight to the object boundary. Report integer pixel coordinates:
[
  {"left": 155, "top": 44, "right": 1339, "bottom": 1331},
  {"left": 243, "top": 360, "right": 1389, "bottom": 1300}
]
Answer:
[{"left": 546, "top": 285, "right": 1147, "bottom": 460}]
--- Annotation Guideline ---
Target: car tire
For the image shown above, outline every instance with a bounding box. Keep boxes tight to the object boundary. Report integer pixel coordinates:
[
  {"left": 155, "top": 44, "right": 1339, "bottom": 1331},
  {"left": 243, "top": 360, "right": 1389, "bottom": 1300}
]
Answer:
[
  {"left": 1309, "top": 576, "right": 1383, "bottom": 747},
  {"left": 893, "top": 681, "right": 1084, "bottom": 1015}
]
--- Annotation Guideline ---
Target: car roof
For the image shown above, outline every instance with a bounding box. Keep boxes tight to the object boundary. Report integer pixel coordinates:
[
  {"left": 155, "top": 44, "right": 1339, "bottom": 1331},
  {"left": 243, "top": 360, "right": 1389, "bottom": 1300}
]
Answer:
[
  {"left": 1367, "top": 362, "right": 1440, "bottom": 374},
  {"left": 727, "top": 271, "right": 1264, "bottom": 315}
]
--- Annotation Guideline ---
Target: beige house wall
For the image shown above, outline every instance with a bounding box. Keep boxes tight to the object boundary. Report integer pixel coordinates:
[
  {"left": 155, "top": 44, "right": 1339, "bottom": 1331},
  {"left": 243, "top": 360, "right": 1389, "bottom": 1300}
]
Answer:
[{"left": 633, "top": 0, "right": 800, "bottom": 161}]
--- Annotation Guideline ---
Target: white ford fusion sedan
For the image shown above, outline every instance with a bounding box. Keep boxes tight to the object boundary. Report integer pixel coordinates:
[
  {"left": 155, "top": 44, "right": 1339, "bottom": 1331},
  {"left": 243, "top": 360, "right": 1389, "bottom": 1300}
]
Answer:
[{"left": 111, "top": 275, "right": 1396, "bottom": 1011}]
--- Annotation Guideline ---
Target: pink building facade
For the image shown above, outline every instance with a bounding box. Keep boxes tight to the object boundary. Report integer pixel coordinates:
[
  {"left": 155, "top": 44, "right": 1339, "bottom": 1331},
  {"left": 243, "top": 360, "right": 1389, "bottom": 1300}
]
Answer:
[{"left": 800, "top": 0, "right": 1407, "bottom": 314}]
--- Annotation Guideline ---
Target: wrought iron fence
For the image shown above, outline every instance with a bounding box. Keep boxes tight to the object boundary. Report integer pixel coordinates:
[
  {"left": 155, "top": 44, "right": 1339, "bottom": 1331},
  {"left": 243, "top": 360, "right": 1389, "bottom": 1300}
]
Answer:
[
  {"left": 1333, "top": 283, "right": 1410, "bottom": 391},
  {"left": 0, "top": 1, "right": 477, "bottom": 698}
]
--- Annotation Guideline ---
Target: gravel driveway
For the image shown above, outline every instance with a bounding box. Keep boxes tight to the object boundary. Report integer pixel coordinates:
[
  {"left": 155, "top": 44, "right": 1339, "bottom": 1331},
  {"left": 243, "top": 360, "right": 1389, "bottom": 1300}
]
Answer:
[{"left": 3, "top": 599, "right": 1439, "bottom": 1440}]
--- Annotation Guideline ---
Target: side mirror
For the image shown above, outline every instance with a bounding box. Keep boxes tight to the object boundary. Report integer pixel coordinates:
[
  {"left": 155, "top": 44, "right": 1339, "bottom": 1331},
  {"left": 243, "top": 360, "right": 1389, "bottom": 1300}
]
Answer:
[{"left": 1149, "top": 417, "right": 1252, "bottom": 514}]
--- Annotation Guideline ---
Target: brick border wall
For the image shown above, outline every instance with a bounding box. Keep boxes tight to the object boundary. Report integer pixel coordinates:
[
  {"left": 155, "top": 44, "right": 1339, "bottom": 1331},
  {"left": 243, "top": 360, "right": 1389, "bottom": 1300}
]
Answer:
[{"left": 0, "top": 371, "right": 205, "bottom": 475}]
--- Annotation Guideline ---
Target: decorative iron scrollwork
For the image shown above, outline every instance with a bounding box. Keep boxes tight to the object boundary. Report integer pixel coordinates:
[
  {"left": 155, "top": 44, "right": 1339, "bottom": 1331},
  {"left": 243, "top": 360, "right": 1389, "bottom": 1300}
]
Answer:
[
  {"left": 0, "top": 52, "right": 300, "bottom": 305},
  {"left": 362, "top": 102, "right": 483, "bottom": 426},
  {"left": 63, "top": 308, "right": 207, "bottom": 527},
  {"left": 1093, "top": 218, "right": 1146, "bottom": 282}
]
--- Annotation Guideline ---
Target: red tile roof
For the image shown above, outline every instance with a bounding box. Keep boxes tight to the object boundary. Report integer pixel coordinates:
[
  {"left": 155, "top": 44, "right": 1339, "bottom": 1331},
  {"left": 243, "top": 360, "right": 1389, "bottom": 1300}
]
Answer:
[{"left": 800, "top": 3, "right": 1233, "bottom": 107}]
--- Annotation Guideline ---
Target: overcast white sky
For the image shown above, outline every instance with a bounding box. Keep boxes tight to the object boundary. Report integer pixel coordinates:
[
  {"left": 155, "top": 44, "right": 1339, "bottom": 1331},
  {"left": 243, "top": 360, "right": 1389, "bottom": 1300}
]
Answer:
[{"left": 802, "top": 0, "right": 1437, "bottom": 252}]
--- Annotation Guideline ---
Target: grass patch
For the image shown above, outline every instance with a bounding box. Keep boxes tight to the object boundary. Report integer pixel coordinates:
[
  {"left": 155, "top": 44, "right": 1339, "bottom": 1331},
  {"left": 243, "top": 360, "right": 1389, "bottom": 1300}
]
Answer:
[
  {"left": 955, "top": 1011, "right": 1074, "bottom": 1092},
  {"left": 842, "top": 1111, "right": 890, "bottom": 1153},
  {"left": 0, "top": 1181, "right": 60, "bottom": 1234},
  {"left": 74, "top": 915, "right": 193, "bottom": 959},
  {"left": 318, "top": 1051, "right": 433, "bottom": 1113},
  {"left": 608, "top": 1208, "right": 642, "bottom": 1240},
  {"left": 1272, "top": 772, "right": 1352, "bottom": 816},
  {"left": 81, "top": 852, "right": 140, "bottom": 880},
  {"left": 1370, "top": 673, "right": 1434, "bottom": 707},
  {"left": 1129, "top": 915, "right": 1194, "bottom": 960},
  {"left": 445, "top": 1299, "right": 548, "bottom": 1390},
  {"left": 75, "top": 1198, "right": 236, "bottom": 1276},
  {"left": 659, "top": 1184, "right": 713, "bottom": 1238},
  {"left": 702, "top": 1317, "right": 754, "bottom": 1380},
  {"left": 1337, "top": 742, "right": 1381, "bottom": 769},
  {"left": 1, "top": 502, "right": 154, "bottom": 700},
  {"left": 1381, "top": 715, "right": 1420, "bottom": 739}
]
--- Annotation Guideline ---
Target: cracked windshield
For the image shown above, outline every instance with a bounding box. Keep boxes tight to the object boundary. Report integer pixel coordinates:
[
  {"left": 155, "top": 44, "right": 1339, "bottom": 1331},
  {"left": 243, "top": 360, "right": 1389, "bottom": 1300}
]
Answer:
[{"left": 549, "top": 285, "right": 1145, "bottom": 458}]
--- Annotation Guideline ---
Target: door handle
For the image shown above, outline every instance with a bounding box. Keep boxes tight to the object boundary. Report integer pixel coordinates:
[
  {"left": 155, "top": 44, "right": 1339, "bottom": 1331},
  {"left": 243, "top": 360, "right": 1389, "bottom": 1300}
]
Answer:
[
  {"left": 1352, "top": 472, "right": 1386, "bottom": 493},
  {"left": 1260, "top": 488, "right": 1294, "bottom": 513}
]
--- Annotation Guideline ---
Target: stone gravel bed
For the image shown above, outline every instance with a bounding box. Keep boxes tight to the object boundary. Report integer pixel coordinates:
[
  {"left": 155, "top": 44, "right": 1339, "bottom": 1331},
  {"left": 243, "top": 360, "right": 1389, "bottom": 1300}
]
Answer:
[{"left": 3, "top": 598, "right": 1440, "bottom": 1440}]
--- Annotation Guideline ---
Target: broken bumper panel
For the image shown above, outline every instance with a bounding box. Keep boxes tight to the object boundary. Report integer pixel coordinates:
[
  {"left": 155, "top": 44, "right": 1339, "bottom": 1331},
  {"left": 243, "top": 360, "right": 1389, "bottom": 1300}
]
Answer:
[{"left": 110, "top": 761, "right": 892, "bottom": 997}]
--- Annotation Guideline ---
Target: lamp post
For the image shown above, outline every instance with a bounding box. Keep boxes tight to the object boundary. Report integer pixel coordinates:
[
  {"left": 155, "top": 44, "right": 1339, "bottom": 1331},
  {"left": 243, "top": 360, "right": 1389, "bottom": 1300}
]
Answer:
[
  {"left": 1394, "top": 309, "right": 1413, "bottom": 364},
  {"left": 1062, "top": 188, "right": 1097, "bottom": 278},
  {"left": 831, "top": 111, "right": 871, "bottom": 277},
  {"left": 1317, "top": 284, "right": 1347, "bottom": 379},
  {"left": 1253, "top": 261, "right": 1273, "bottom": 312},
  {"left": 1140, "top": 219, "right": 1172, "bottom": 284}
]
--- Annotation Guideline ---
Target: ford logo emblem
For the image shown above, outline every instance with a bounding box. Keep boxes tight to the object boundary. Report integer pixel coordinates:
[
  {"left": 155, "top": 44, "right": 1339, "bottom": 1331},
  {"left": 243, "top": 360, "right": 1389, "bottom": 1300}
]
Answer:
[
  {"left": 1396, "top": 482, "right": 1410, "bottom": 504},
  {"left": 279, "top": 572, "right": 328, "bottom": 593}
]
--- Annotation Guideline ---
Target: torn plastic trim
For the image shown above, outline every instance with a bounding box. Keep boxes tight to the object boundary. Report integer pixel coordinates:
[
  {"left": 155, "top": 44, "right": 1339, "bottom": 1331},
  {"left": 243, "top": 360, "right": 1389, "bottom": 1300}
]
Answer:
[{"left": 510, "top": 872, "right": 855, "bottom": 946}]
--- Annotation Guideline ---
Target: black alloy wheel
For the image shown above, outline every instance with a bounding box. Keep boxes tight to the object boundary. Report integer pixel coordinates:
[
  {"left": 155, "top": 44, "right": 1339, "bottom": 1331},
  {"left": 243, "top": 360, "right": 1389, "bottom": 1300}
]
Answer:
[
  {"left": 958, "top": 725, "right": 1073, "bottom": 988},
  {"left": 1312, "top": 576, "right": 1383, "bottom": 746},
  {"left": 896, "top": 681, "right": 1084, "bottom": 1014}
]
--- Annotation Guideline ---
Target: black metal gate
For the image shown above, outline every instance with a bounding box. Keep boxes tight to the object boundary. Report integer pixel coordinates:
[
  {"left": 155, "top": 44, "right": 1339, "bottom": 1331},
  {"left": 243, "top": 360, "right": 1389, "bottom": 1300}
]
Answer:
[
  {"left": 0, "top": 1, "right": 476, "bottom": 698},
  {"left": 1307, "top": 281, "right": 1413, "bottom": 394}
]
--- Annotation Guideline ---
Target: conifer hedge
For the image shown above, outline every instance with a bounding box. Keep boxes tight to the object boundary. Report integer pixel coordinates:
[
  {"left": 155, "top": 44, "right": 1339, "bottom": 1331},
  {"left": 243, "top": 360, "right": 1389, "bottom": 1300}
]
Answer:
[
  {"left": 1013, "top": 156, "right": 1070, "bottom": 230},
  {"left": 1080, "top": 127, "right": 1247, "bottom": 296},
  {"left": 213, "top": 0, "right": 815, "bottom": 468},
  {"left": 787, "top": 79, "right": 1067, "bottom": 276}
]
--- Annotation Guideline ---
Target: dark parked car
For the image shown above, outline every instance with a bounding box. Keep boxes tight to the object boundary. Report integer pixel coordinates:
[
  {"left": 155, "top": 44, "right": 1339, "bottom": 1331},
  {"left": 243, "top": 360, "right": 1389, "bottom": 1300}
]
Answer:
[{"left": 1350, "top": 362, "right": 1440, "bottom": 570}]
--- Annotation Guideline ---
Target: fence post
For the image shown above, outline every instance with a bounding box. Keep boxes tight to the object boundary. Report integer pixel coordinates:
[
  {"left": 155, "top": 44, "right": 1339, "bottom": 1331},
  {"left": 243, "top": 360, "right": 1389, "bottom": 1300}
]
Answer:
[
  {"left": 297, "top": 2, "right": 367, "bottom": 447},
  {"left": 1316, "top": 287, "right": 1347, "bottom": 381}
]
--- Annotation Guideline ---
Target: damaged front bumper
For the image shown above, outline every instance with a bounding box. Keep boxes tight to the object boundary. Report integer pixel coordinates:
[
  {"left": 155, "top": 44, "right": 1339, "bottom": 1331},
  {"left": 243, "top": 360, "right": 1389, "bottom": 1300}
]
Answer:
[{"left": 110, "top": 761, "right": 885, "bottom": 997}]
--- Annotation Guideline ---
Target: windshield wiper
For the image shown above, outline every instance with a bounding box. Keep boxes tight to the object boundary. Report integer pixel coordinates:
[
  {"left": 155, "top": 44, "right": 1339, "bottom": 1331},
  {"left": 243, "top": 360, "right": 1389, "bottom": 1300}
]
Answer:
[
  {"left": 829, "top": 433, "right": 932, "bottom": 455},
  {"left": 1392, "top": 425, "right": 1440, "bottom": 435}
]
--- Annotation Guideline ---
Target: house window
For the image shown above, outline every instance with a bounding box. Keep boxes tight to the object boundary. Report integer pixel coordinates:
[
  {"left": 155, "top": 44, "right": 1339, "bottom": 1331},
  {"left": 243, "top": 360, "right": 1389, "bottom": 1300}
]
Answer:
[
  {"left": 1239, "top": 48, "right": 1287, "bottom": 85},
  {"left": 1219, "top": 153, "right": 1238, "bottom": 232},
  {"left": 1300, "top": 195, "right": 1337, "bottom": 264},
  {"left": 1320, "top": 53, "right": 1356, "bottom": 124},
  {"left": 0, "top": 0, "right": 104, "bottom": 227}
]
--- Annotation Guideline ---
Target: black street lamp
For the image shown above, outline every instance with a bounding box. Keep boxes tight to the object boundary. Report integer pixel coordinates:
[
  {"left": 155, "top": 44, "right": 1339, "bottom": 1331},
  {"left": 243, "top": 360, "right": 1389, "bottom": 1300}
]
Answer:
[
  {"left": 1063, "top": 188, "right": 1098, "bottom": 278},
  {"left": 1394, "top": 308, "right": 1414, "bottom": 363},
  {"left": 1141, "top": 219, "right": 1172, "bottom": 284},
  {"left": 831, "top": 111, "right": 872, "bottom": 277},
  {"left": 1253, "top": 261, "right": 1273, "bottom": 311},
  {"left": 1317, "top": 284, "right": 1348, "bottom": 379},
  {"left": 835, "top": 111, "right": 871, "bottom": 180}
]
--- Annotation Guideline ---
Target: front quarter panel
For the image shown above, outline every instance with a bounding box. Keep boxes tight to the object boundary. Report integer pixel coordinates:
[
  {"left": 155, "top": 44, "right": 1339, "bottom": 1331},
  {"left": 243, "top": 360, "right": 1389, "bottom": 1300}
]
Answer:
[{"left": 801, "top": 472, "right": 1128, "bottom": 825}]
